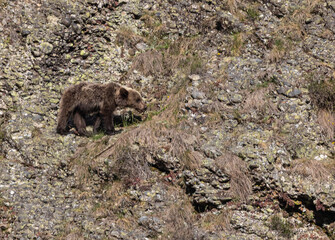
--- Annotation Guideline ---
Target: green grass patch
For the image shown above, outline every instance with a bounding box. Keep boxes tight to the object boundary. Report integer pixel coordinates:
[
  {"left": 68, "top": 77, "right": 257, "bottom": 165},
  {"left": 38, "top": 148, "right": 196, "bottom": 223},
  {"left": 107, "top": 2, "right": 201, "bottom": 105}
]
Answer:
[
  {"left": 274, "top": 38, "right": 285, "bottom": 51},
  {"left": 256, "top": 76, "right": 278, "bottom": 89},
  {"left": 231, "top": 33, "right": 243, "bottom": 56},
  {"left": 246, "top": 7, "right": 260, "bottom": 20},
  {"left": 91, "top": 132, "right": 104, "bottom": 140}
]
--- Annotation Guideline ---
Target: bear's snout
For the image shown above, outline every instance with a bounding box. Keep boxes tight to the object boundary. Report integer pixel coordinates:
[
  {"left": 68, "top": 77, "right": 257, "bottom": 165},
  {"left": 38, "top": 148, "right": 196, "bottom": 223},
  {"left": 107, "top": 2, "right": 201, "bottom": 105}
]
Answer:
[{"left": 136, "top": 102, "right": 147, "bottom": 112}]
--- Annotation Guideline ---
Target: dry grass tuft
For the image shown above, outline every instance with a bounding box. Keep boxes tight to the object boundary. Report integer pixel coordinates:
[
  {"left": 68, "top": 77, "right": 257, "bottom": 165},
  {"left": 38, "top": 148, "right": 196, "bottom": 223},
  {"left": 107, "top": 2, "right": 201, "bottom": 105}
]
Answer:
[
  {"left": 130, "top": 37, "right": 203, "bottom": 77},
  {"left": 164, "top": 198, "right": 197, "bottom": 240},
  {"left": 276, "top": 0, "right": 321, "bottom": 41},
  {"left": 165, "top": 37, "right": 203, "bottom": 74},
  {"left": 317, "top": 109, "right": 335, "bottom": 140},
  {"left": 115, "top": 26, "right": 145, "bottom": 48},
  {"left": 227, "top": 0, "right": 239, "bottom": 13},
  {"left": 231, "top": 32, "right": 245, "bottom": 56},
  {"left": 130, "top": 49, "right": 164, "bottom": 76},
  {"left": 242, "top": 86, "right": 277, "bottom": 122},
  {"left": 200, "top": 209, "right": 231, "bottom": 231},
  {"left": 277, "top": 21, "right": 304, "bottom": 41},
  {"left": 289, "top": 158, "right": 333, "bottom": 183},
  {"left": 216, "top": 153, "right": 252, "bottom": 202},
  {"left": 56, "top": 223, "right": 84, "bottom": 240},
  {"left": 267, "top": 42, "right": 287, "bottom": 63},
  {"left": 243, "top": 88, "right": 267, "bottom": 113},
  {"left": 182, "top": 150, "right": 202, "bottom": 171}
]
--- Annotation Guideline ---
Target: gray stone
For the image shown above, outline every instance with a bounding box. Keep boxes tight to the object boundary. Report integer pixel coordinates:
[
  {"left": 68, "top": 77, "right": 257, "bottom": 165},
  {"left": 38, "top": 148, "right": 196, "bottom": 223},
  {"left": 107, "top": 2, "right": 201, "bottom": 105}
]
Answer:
[
  {"left": 230, "top": 94, "right": 243, "bottom": 103},
  {"left": 135, "top": 42, "right": 149, "bottom": 51},
  {"left": 40, "top": 42, "right": 53, "bottom": 55},
  {"left": 191, "top": 90, "right": 206, "bottom": 99}
]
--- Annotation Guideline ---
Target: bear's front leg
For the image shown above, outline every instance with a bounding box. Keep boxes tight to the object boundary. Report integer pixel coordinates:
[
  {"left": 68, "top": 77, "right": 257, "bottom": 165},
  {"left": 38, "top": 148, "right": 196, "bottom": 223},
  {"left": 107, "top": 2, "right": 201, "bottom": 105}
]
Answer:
[
  {"left": 101, "top": 105, "right": 115, "bottom": 135},
  {"left": 104, "top": 114, "right": 115, "bottom": 135},
  {"left": 92, "top": 115, "right": 102, "bottom": 134}
]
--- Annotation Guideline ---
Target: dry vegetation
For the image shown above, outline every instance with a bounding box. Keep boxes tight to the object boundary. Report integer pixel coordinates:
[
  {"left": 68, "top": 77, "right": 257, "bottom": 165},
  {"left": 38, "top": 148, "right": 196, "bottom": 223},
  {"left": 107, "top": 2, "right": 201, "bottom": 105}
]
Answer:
[
  {"left": 266, "top": 38, "right": 288, "bottom": 63},
  {"left": 227, "top": 0, "right": 239, "bottom": 13},
  {"left": 309, "top": 78, "right": 335, "bottom": 111},
  {"left": 215, "top": 153, "right": 252, "bottom": 202},
  {"left": 56, "top": 223, "right": 84, "bottom": 240},
  {"left": 163, "top": 197, "right": 197, "bottom": 239},
  {"left": 116, "top": 16, "right": 204, "bottom": 77},
  {"left": 242, "top": 86, "right": 277, "bottom": 123},
  {"left": 269, "top": 214, "right": 293, "bottom": 238},
  {"left": 130, "top": 49, "right": 164, "bottom": 76},
  {"left": 277, "top": 0, "right": 321, "bottom": 41},
  {"left": 130, "top": 37, "right": 203, "bottom": 77},
  {"left": 317, "top": 109, "right": 335, "bottom": 140},
  {"left": 289, "top": 158, "right": 334, "bottom": 183},
  {"left": 243, "top": 88, "right": 267, "bottom": 113},
  {"left": 266, "top": 0, "right": 322, "bottom": 62},
  {"left": 115, "top": 26, "right": 145, "bottom": 49},
  {"left": 230, "top": 32, "right": 245, "bottom": 56},
  {"left": 200, "top": 209, "right": 231, "bottom": 232}
]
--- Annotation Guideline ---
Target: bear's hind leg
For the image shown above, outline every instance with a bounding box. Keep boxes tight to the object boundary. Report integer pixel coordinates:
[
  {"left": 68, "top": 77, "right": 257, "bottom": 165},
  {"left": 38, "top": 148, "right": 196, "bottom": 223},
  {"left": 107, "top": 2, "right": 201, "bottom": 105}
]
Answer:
[{"left": 57, "top": 109, "right": 71, "bottom": 135}]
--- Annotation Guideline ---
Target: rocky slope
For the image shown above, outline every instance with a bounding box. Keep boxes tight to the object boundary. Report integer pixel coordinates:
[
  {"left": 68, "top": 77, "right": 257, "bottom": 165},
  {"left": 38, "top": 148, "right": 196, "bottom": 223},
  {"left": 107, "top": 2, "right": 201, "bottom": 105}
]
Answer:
[{"left": 1, "top": 0, "right": 335, "bottom": 239}]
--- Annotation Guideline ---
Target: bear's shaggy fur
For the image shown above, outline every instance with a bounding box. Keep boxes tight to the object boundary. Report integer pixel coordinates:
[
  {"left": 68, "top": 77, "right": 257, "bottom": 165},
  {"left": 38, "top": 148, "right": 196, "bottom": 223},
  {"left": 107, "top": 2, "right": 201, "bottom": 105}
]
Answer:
[{"left": 56, "top": 82, "right": 146, "bottom": 136}]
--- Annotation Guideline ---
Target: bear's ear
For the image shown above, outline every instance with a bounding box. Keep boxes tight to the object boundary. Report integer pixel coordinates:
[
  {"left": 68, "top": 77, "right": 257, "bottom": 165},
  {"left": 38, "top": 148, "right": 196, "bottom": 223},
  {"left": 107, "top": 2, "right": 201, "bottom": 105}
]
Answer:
[{"left": 120, "top": 87, "right": 129, "bottom": 99}]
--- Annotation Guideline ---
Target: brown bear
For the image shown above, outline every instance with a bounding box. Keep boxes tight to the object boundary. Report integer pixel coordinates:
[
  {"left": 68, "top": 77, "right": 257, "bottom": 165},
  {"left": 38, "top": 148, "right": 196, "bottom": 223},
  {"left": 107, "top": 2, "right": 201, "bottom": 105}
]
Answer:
[{"left": 56, "top": 82, "right": 146, "bottom": 136}]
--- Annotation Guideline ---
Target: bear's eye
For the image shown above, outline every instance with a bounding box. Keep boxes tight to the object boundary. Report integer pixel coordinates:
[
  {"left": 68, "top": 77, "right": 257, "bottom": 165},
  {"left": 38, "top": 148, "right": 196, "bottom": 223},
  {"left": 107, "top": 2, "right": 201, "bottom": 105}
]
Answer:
[{"left": 136, "top": 99, "right": 141, "bottom": 103}]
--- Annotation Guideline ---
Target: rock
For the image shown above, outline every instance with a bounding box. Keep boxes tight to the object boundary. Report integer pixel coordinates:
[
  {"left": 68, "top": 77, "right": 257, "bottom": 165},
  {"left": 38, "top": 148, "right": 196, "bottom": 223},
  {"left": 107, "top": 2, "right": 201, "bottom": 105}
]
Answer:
[
  {"left": 230, "top": 93, "right": 243, "bottom": 103},
  {"left": 0, "top": 99, "right": 7, "bottom": 110},
  {"left": 204, "top": 146, "right": 222, "bottom": 158},
  {"left": 61, "top": 17, "right": 72, "bottom": 27},
  {"left": 40, "top": 42, "right": 53, "bottom": 55},
  {"left": 80, "top": 50, "right": 90, "bottom": 58},
  {"left": 188, "top": 74, "right": 201, "bottom": 81},
  {"left": 135, "top": 42, "right": 149, "bottom": 51},
  {"left": 21, "top": 30, "right": 31, "bottom": 37},
  {"left": 191, "top": 90, "right": 205, "bottom": 99},
  {"left": 218, "top": 94, "right": 228, "bottom": 102},
  {"left": 278, "top": 87, "right": 302, "bottom": 98},
  {"left": 32, "top": 48, "right": 42, "bottom": 57},
  {"left": 184, "top": 169, "right": 232, "bottom": 210}
]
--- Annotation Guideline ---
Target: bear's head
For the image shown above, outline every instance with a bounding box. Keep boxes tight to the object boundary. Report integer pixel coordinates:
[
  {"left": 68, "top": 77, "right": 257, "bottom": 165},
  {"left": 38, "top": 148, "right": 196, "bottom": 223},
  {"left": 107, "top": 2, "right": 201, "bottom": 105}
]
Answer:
[{"left": 116, "top": 86, "right": 147, "bottom": 112}]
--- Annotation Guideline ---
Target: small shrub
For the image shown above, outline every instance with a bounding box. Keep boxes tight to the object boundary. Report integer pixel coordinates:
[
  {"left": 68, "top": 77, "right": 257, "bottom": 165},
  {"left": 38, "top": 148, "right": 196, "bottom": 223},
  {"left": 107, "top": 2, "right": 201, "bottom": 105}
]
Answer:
[
  {"left": 274, "top": 38, "right": 284, "bottom": 51},
  {"left": 309, "top": 79, "right": 335, "bottom": 111},
  {"left": 267, "top": 38, "right": 288, "bottom": 63},
  {"left": 231, "top": 32, "right": 244, "bottom": 56},
  {"left": 269, "top": 214, "right": 293, "bottom": 238},
  {"left": 246, "top": 7, "right": 259, "bottom": 20}
]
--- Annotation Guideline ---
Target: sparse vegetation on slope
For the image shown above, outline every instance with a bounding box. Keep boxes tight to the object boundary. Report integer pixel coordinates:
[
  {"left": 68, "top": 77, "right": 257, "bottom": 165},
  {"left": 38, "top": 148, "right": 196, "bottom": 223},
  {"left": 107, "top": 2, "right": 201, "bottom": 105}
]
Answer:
[{"left": 1, "top": 0, "right": 335, "bottom": 239}]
